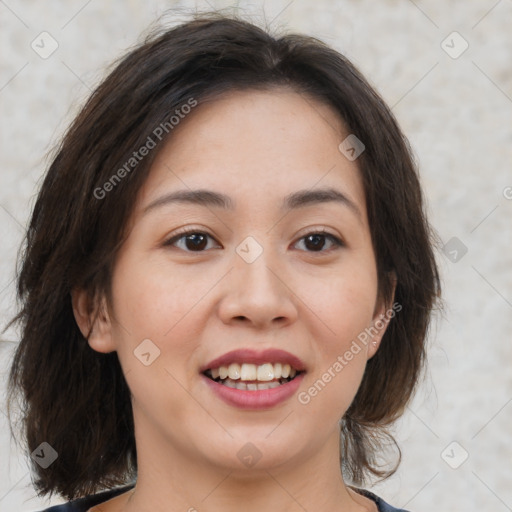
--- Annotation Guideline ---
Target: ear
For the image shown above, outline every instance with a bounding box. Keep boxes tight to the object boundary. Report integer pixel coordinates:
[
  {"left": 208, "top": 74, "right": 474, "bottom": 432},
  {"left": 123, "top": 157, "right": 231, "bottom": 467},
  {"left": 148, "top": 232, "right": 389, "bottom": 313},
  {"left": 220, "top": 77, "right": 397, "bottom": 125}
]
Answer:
[
  {"left": 367, "top": 272, "right": 397, "bottom": 360},
  {"left": 71, "top": 287, "right": 116, "bottom": 353}
]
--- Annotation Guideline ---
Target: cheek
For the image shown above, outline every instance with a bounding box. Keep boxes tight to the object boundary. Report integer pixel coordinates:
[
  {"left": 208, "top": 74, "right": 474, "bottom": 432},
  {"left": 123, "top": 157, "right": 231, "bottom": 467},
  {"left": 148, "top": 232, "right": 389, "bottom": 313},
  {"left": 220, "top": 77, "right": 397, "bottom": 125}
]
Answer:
[
  {"left": 107, "top": 255, "right": 205, "bottom": 387},
  {"left": 108, "top": 257, "right": 208, "bottom": 424},
  {"left": 308, "top": 266, "right": 378, "bottom": 345},
  {"left": 296, "top": 264, "right": 377, "bottom": 413},
  {"left": 110, "top": 254, "right": 205, "bottom": 340},
  {"left": 298, "top": 308, "right": 370, "bottom": 422}
]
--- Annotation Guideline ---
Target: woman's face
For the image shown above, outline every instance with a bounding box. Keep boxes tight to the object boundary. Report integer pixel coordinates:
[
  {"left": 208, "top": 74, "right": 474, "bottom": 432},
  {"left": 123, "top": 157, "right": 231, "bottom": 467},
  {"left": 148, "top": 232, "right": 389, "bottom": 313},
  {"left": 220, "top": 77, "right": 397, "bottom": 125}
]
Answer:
[{"left": 81, "top": 89, "right": 392, "bottom": 475}]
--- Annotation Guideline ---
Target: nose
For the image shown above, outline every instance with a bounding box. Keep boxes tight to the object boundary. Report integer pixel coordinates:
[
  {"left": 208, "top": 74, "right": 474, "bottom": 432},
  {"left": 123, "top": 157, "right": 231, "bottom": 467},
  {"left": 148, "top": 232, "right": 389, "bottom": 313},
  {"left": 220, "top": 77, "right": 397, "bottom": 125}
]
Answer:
[{"left": 217, "top": 244, "right": 298, "bottom": 330}]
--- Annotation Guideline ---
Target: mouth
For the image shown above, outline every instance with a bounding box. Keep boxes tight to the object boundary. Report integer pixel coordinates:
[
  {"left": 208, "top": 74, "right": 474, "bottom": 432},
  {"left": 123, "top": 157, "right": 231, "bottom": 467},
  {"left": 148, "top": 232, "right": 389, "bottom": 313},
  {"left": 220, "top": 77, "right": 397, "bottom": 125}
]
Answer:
[
  {"left": 200, "top": 348, "right": 307, "bottom": 399},
  {"left": 203, "top": 362, "right": 303, "bottom": 391}
]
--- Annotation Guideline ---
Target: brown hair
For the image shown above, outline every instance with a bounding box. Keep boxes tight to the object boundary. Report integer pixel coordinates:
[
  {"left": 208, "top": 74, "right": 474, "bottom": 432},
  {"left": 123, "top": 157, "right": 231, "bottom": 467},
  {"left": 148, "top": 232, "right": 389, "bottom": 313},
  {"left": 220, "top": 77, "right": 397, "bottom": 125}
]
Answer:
[{"left": 6, "top": 11, "right": 441, "bottom": 501}]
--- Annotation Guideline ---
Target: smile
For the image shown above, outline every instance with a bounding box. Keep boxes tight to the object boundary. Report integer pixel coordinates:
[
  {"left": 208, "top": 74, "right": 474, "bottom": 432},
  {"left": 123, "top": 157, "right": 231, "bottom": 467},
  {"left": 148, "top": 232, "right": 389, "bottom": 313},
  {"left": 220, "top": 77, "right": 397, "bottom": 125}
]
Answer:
[
  {"left": 200, "top": 348, "right": 306, "bottom": 408},
  {"left": 204, "top": 362, "right": 301, "bottom": 390}
]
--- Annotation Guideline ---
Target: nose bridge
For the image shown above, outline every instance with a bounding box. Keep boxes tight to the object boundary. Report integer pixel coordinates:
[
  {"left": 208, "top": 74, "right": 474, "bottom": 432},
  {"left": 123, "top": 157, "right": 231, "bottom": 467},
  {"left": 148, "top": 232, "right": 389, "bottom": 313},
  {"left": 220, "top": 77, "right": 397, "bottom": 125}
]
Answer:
[
  {"left": 219, "top": 235, "right": 297, "bottom": 327},
  {"left": 235, "top": 234, "right": 283, "bottom": 300},
  {"left": 239, "top": 243, "right": 278, "bottom": 292}
]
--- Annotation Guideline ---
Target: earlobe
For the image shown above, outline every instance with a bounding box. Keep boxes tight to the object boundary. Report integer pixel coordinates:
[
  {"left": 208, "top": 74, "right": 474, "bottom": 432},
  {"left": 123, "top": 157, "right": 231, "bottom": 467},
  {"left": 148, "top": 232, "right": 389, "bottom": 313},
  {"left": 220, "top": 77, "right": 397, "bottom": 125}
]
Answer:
[
  {"left": 367, "top": 312, "right": 390, "bottom": 359},
  {"left": 71, "top": 288, "right": 116, "bottom": 353}
]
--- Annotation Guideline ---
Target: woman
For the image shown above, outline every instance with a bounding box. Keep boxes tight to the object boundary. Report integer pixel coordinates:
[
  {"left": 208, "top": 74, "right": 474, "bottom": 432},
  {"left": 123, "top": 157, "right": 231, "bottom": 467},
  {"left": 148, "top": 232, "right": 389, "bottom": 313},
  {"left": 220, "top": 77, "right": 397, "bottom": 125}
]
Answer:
[{"left": 7, "top": 12, "right": 440, "bottom": 512}]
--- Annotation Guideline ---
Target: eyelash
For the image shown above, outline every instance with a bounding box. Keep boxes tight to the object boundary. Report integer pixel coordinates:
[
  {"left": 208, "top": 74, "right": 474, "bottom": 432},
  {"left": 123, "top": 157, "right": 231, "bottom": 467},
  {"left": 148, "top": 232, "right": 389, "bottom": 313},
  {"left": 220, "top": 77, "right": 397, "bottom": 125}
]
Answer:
[{"left": 163, "top": 227, "right": 344, "bottom": 254}]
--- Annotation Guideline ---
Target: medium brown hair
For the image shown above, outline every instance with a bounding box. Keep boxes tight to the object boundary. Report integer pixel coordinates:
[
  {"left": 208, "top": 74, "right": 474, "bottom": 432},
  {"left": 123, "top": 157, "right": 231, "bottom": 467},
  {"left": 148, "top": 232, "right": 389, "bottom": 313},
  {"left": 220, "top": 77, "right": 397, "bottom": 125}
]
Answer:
[{"left": 6, "top": 11, "right": 441, "bottom": 501}]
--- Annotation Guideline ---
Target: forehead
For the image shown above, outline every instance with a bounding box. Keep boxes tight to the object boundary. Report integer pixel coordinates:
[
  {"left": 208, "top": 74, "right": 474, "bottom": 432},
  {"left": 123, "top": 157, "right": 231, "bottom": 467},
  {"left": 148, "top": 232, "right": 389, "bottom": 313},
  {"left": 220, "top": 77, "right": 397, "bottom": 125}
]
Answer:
[{"left": 134, "top": 88, "right": 366, "bottom": 220}]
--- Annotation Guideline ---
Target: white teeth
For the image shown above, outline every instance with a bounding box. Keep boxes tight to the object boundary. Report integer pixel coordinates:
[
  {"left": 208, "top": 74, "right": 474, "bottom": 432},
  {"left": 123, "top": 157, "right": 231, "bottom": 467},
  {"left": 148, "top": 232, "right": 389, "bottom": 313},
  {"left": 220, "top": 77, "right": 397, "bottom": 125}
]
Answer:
[
  {"left": 228, "top": 363, "right": 241, "bottom": 380},
  {"left": 209, "top": 362, "right": 300, "bottom": 382},
  {"left": 219, "top": 378, "right": 284, "bottom": 391},
  {"left": 256, "top": 363, "right": 274, "bottom": 381},
  {"left": 240, "top": 363, "right": 257, "bottom": 381}
]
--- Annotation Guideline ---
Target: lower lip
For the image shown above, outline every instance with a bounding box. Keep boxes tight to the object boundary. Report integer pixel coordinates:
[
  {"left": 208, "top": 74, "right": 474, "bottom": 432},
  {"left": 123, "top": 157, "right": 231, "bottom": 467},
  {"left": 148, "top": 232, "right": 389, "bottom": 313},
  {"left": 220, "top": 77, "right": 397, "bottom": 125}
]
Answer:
[{"left": 202, "top": 373, "right": 305, "bottom": 410}]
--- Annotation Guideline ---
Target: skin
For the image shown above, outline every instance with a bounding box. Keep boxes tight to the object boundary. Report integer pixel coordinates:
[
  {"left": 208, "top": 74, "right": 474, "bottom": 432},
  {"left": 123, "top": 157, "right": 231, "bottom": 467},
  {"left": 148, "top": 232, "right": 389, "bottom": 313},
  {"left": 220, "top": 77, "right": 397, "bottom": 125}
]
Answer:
[{"left": 73, "top": 88, "right": 394, "bottom": 512}]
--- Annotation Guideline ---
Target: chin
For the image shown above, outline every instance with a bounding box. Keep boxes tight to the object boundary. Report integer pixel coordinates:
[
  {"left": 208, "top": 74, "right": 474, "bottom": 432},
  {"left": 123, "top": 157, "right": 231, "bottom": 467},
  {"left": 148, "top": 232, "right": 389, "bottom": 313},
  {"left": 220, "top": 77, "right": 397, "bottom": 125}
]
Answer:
[{"left": 198, "top": 431, "right": 307, "bottom": 473}]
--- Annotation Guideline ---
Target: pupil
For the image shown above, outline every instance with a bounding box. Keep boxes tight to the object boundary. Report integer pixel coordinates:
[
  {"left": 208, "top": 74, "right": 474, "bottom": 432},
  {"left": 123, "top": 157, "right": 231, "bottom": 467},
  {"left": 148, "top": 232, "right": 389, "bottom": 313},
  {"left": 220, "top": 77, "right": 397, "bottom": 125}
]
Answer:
[
  {"left": 306, "top": 234, "right": 324, "bottom": 251},
  {"left": 186, "top": 233, "right": 207, "bottom": 251}
]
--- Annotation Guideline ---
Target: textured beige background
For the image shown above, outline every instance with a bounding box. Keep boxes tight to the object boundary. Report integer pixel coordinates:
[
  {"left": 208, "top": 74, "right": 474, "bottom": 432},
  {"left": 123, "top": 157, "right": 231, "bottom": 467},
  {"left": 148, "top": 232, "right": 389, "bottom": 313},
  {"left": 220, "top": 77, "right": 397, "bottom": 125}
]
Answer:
[{"left": 1, "top": 1, "right": 511, "bottom": 511}]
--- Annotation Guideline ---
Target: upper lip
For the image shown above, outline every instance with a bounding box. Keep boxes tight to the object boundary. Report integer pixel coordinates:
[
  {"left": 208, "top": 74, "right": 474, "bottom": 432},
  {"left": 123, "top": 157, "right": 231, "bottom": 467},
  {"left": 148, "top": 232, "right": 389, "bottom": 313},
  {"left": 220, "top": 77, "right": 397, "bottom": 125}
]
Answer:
[{"left": 200, "top": 348, "right": 306, "bottom": 373}]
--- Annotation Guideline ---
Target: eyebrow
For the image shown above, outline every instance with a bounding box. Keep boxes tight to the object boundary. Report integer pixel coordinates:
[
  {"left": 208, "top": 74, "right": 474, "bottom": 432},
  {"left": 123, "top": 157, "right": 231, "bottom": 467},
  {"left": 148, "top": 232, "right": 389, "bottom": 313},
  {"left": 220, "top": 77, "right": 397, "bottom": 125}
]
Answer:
[{"left": 143, "top": 187, "right": 362, "bottom": 219}]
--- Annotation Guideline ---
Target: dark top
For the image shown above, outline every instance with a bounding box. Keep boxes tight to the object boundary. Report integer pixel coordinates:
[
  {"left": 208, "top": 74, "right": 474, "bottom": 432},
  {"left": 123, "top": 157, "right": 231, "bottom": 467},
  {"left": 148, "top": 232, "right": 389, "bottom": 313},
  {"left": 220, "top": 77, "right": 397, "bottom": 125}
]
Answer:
[{"left": 38, "top": 483, "right": 411, "bottom": 511}]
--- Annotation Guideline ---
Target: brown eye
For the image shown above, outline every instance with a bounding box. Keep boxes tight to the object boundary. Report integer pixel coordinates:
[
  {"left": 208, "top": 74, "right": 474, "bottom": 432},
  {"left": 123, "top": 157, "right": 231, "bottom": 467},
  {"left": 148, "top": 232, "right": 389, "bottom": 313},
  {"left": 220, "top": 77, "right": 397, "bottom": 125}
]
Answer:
[
  {"left": 295, "top": 232, "right": 343, "bottom": 252},
  {"left": 165, "top": 231, "right": 220, "bottom": 252},
  {"left": 164, "top": 229, "right": 343, "bottom": 254}
]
